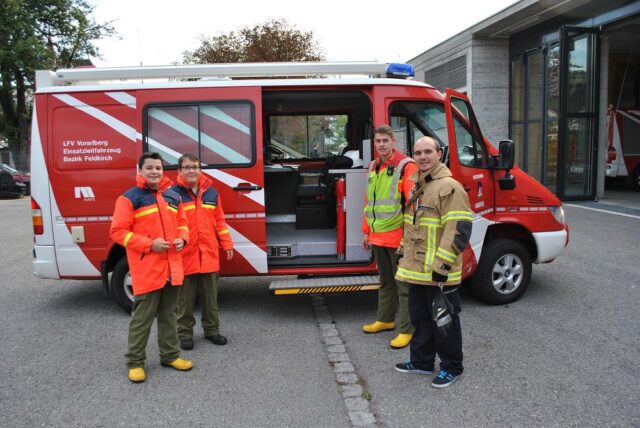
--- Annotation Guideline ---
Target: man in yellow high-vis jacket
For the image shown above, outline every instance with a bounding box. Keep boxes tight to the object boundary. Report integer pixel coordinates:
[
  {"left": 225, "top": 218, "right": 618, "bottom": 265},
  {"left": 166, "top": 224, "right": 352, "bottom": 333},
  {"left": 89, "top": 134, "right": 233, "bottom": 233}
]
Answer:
[{"left": 361, "top": 125, "right": 417, "bottom": 349}]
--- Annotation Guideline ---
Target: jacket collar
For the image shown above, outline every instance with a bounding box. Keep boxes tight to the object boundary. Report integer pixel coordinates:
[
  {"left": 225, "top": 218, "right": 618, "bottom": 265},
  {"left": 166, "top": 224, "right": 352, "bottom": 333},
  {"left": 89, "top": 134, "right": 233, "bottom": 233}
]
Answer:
[
  {"left": 417, "top": 162, "right": 451, "bottom": 183},
  {"left": 176, "top": 173, "right": 211, "bottom": 193},
  {"left": 136, "top": 174, "right": 173, "bottom": 192}
]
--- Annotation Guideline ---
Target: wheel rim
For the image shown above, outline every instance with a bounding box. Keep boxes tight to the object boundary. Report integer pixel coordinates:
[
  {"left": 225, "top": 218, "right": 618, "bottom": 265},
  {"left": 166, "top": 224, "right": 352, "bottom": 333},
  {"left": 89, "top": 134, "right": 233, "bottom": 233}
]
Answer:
[
  {"left": 124, "top": 271, "right": 134, "bottom": 303},
  {"left": 491, "top": 253, "right": 524, "bottom": 295}
]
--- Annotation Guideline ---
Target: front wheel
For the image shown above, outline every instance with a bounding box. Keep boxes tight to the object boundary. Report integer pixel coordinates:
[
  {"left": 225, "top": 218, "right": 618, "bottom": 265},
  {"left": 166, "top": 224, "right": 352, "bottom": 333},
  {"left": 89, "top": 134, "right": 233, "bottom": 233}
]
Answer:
[
  {"left": 111, "top": 257, "right": 134, "bottom": 313},
  {"left": 470, "top": 239, "right": 532, "bottom": 305}
]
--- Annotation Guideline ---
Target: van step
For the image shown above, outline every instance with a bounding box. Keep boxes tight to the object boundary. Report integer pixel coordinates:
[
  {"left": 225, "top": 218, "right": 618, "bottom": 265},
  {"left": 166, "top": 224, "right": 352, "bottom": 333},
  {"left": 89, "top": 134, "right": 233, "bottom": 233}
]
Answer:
[{"left": 269, "top": 275, "right": 380, "bottom": 295}]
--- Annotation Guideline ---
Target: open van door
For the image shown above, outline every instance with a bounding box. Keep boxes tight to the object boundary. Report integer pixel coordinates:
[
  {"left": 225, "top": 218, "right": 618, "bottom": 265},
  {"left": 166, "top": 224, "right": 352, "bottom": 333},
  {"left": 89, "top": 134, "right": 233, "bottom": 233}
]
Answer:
[
  {"left": 139, "top": 86, "right": 267, "bottom": 275},
  {"left": 443, "top": 89, "right": 494, "bottom": 214}
]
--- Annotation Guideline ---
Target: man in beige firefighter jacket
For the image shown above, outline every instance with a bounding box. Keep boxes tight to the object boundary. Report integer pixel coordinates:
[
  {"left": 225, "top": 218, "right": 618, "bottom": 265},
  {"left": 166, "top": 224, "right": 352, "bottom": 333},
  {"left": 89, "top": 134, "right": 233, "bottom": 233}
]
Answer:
[{"left": 394, "top": 136, "right": 473, "bottom": 389}]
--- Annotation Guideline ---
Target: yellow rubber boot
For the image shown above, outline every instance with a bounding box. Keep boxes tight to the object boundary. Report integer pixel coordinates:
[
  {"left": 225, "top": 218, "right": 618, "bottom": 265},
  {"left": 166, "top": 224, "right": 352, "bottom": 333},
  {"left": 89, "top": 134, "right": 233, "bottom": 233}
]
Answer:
[
  {"left": 362, "top": 321, "right": 395, "bottom": 334},
  {"left": 389, "top": 333, "right": 413, "bottom": 349},
  {"left": 162, "top": 358, "right": 193, "bottom": 371},
  {"left": 128, "top": 367, "right": 146, "bottom": 383}
]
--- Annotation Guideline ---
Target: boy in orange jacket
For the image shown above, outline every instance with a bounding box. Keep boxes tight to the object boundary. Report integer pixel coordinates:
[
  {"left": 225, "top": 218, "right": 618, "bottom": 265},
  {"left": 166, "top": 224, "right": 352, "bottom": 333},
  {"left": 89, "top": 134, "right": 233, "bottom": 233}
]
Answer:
[
  {"left": 171, "top": 154, "right": 234, "bottom": 350},
  {"left": 110, "top": 152, "right": 193, "bottom": 383}
]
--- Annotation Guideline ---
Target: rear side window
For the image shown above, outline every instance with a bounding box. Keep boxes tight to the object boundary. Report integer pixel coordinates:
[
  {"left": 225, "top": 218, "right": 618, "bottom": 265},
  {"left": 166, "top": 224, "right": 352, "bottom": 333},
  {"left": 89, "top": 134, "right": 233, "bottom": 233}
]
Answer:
[
  {"left": 145, "top": 102, "right": 254, "bottom": 167},
  {"left": 268, "top": 114, "right": 348, "bottom": 160}
]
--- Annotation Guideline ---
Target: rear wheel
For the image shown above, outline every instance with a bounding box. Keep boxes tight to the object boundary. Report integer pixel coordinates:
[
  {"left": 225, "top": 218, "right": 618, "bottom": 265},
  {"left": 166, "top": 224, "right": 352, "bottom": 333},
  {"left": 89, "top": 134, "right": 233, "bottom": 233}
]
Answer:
[
  {"left": 471, "top": 239, "right": 532, "bottom": 305},
  {"left": 111, "top": 257, "right": 134, "bottom": 313}
]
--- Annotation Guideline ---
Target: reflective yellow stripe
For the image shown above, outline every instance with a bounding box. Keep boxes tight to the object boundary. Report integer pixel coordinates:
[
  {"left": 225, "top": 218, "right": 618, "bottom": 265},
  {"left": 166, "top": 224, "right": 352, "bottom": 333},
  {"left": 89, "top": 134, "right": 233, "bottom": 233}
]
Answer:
[
  {"left": 219, "top": 229, "right": 229, "bottom": 235},
  {"left": 442, "top": 210, "right": 473, "bottom": 223},
  {"left": 167, "top": 206, "right": 178, "bottom": 213},
  {"left": 134, "top": 207, "right": 158, "bottom": 218},
  {"left": 436, "top": 247, "right": 457, "bottom": 263},
  {"left": 397, "top": 267, "right": 462, "bottom": 283},
  {"left": 403, "top": 214, "right": 442, "bottom": 227},
  {"left": 201, "top": 204, "right": 217, "bottom": 210},
  {"left": 123, "top": 231, "right": 134, "bottom": 247},
  {"left": 183, "top": 204, "right": 196, "bottom": 211}
]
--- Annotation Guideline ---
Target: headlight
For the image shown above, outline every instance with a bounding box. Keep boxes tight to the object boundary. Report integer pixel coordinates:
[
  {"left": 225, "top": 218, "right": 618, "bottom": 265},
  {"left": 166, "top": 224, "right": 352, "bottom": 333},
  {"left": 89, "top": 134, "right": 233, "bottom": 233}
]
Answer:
[{"left": 550, "top": 205, "right": 565, "bottom": 226}]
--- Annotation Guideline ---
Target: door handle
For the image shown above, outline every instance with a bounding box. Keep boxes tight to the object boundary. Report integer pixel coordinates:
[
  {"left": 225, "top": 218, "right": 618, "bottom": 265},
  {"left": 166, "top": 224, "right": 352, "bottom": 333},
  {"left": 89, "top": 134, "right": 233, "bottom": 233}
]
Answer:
[{"left": 232, "top": 183, "right": 262, "bottom": 191}]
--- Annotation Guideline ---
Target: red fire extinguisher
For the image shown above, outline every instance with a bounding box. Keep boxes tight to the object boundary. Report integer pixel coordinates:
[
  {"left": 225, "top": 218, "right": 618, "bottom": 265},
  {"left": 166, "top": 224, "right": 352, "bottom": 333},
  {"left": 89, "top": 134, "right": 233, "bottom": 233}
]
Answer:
[{"left": 336, "top": 177, "right": 346, "bottom": 259}]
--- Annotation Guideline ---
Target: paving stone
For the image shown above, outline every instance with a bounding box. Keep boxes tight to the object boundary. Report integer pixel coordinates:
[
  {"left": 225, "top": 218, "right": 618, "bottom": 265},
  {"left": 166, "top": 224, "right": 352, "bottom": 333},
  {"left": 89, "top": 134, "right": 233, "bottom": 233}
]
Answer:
[
  {"left": 327, "top": 344, "right": 346, "bottom": 353},
  {"left": 344, "top": 397, "right": 369, "bottom": 412},
  {"left": 340, "top": 383, "right": 363, "bottom": 397},
  {"left": 323, "top": 336, "right": 343, "bottom": 346},
  {"left": 349, "top": 411, "right": 376, "bottom": 427},
  {"left": 328, "top": 352, "right": 350, "bottom": 363},
  {"left": 333, "top": 362, "right": 354, "bottom": 373},
  {"left": 322, "top": 328, "right": 339, "bottom": 337},
  {"left": 336, "top": 373, "right": 358, "bottom": 384}
]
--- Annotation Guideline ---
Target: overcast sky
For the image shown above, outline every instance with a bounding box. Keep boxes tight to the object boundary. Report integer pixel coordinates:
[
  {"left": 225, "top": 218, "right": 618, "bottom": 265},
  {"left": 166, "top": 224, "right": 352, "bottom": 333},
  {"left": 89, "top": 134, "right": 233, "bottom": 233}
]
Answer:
[{"left": 91, "top": 0, "right": 519, "bottom": 67}]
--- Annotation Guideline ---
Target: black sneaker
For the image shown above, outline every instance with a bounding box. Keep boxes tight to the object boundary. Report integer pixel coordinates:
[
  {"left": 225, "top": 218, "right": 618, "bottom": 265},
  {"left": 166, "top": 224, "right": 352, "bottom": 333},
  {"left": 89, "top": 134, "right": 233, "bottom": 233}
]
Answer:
[
  {"left": 431, "top": 369, "right": 459, "bottom": 388},
  {"left": 394, "top": 361, "right": 433, "bottom": 375},
  {"left": 180, "top": 338, "right": 194, "bottom": 350},
  {"left": 205, "top": 334, "right": 228, "bottom": 346}
]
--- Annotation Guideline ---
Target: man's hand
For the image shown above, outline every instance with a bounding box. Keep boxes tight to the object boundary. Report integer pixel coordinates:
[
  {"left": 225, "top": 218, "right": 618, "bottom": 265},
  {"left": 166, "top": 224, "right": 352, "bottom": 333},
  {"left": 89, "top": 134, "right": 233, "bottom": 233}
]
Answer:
[
  {"left": 151, "top": 238, "right": 171, "bottom": 253},
  {"left": 173, "top": 238, "right": 185, "bottom": 252},
  {"left": 226, "top": 249, "right": 234, "bottom": 260},
  {"left": 361, "top": 233, "right": 370, "bottom": 250}
]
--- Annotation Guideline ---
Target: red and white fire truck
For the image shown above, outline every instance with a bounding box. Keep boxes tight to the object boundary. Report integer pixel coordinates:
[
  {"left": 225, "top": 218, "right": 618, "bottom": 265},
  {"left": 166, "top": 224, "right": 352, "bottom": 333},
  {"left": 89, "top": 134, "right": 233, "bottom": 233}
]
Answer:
[
  {"left": 31, "top": 62, "right": 569, "bottom": 311},
  {"left": 606, "top": 106, "right": 640, "bottom": 190}
]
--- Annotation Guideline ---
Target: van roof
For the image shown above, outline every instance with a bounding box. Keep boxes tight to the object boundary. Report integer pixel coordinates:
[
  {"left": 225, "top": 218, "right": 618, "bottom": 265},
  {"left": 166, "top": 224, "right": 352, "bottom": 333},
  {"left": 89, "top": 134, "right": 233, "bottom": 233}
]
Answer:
[
  {"left": 35, "top": 62, "right": 433, "bottom": 93},
  {"left": 35, "top": 77, "right": 433, "bottom": 94}
]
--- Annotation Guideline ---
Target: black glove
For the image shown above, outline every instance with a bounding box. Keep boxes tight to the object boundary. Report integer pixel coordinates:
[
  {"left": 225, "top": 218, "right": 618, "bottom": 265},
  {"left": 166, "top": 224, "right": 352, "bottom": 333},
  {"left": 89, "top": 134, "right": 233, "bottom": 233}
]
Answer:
[{"left": 432, "top": 271, "right": 448, "bottom": 284}]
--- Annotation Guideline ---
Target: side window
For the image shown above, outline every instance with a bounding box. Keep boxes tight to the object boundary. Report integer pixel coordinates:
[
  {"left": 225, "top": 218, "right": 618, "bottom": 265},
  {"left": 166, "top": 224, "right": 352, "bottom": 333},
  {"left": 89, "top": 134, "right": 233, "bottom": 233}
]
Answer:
[
  {"left": 268, "top": 114, "right": 348, "bottom": 160},
  {"left": 389, "top": 101, "right": 449, "bottom": 159},
  {"left": 451, "top": 98, "right": 488, "bottom": 168},
  {"left": 145, "top": 102, "right": 254, "bottom": 167}
]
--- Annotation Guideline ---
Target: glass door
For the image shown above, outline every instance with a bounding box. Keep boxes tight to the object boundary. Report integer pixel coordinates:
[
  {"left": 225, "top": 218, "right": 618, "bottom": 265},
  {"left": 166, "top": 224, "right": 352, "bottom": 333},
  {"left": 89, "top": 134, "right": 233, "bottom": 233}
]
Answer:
[{"left": 558, "top": 26, "right": 600, "bottom": 200}]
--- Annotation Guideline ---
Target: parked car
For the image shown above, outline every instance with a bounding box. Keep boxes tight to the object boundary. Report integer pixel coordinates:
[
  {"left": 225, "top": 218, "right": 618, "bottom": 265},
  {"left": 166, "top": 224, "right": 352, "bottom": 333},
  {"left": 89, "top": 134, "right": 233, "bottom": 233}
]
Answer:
[
  {"left": 0, "top": 164, "right": 30, "bottom": 195},
  {"left": 0, "top": 169, "right": 26, "bottom": 198}
]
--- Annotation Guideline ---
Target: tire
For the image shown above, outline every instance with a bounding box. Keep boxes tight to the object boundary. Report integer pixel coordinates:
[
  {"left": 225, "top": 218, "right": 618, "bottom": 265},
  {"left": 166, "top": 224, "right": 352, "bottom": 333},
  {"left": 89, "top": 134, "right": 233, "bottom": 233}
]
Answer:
[
  {"left": 111, "top": 257, "right": 134, "bottom": 313},
  {"left": 470, "top": 239, "right": 532, "bottom": 305}
]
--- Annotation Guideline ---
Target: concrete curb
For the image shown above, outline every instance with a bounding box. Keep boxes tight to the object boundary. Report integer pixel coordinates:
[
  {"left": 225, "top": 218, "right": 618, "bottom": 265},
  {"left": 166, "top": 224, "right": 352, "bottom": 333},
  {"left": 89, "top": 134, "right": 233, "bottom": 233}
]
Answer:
[{"left": 311, "top": 295, "right": 377, "bottom": 428}]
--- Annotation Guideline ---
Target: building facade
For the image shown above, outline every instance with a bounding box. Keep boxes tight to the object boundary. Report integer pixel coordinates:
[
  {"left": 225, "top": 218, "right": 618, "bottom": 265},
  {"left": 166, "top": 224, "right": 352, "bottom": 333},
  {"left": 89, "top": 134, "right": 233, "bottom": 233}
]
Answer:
[{"left": 410, "top": 0, "right": 640, "bottom": 200}]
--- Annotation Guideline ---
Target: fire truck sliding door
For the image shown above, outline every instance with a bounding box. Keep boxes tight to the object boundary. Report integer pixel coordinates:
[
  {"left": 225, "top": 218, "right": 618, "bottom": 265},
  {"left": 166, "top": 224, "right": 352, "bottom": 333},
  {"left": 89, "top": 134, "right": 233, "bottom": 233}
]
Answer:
[{"left": 140, "top": 87, "right": 267, "bottom": 275}]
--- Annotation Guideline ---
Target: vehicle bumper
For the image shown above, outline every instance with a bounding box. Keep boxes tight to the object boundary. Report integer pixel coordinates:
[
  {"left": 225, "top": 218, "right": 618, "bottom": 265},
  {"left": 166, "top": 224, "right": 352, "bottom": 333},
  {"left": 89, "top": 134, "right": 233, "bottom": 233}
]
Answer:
[
  {"left": 533, "top": 229, "right": 568, "bottom": 263},
  {"left": 32, "top": 245, "right": 60, "bottom": 279}
]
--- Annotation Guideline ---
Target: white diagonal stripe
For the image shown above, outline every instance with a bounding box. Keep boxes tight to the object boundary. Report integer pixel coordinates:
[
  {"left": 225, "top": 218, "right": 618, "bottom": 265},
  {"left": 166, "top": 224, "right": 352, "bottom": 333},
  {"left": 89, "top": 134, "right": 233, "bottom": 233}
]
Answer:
[
  {"left": 228, "top": 225, "right": 267, "bottom": 273},
  {"left": 53, "top": 94, "right": 136, "bottom": 141}
]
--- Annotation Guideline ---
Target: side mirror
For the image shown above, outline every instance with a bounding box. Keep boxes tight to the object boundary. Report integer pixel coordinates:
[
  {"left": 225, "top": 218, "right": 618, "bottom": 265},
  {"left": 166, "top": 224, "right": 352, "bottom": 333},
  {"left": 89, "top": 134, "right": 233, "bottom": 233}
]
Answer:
[
  {"left": 497, "top": 140, "right": 516, "bottom": 190},
  {"left": 498, "top": 140, "right": 515, "bottom": 170}
]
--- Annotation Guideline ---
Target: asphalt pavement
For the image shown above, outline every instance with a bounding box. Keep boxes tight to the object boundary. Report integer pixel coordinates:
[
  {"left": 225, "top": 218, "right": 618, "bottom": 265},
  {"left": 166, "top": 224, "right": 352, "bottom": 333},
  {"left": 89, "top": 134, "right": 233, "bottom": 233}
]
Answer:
[{"left": 0, "top": 195, "right": 638, "bottom": 427}]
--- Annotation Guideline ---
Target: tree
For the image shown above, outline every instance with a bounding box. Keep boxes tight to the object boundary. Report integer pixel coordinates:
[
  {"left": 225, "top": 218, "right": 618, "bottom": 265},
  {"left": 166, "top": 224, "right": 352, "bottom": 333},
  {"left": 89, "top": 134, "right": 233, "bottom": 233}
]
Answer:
[
  {"left": 183, "top": 19, "right": 325, "bottom": 64},
  {"left": 0, "top": 0, "right": 115, "bottom": 150}
]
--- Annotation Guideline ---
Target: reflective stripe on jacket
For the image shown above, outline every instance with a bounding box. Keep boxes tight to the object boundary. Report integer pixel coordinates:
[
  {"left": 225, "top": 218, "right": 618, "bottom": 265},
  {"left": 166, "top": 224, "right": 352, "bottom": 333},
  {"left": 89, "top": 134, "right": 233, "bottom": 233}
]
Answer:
[
  {"left": 110, "top": 175, "right": 189, "bottom": 295},
  {"left": 396, "top": 163, "right": 473, "bottom": 286},
  {"left": 362, "top": 150, "right": 417, "bottom": 247},
  {"left": 172, "top": 174, "right": 233, "bottom": 275}
]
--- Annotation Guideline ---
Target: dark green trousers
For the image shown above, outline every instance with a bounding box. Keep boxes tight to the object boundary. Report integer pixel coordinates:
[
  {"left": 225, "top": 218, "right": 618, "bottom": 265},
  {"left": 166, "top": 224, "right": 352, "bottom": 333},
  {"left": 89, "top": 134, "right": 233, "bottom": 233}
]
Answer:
[
  {"left": 177, "top": 272, "right": 220, "bottom": 339},
  {"left": 125, "top": 283, "right": 181, "bottom": 368},
  {"left": 372, "top": 245, "right": 414, "bottom": 334}
]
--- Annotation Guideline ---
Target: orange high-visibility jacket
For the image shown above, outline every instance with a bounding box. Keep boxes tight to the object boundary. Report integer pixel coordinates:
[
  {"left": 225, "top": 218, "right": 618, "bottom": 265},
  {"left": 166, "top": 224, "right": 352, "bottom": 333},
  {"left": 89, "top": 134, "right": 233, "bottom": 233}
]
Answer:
[
  {"left": 110, "top": 175, "right": 189, "bottom": 295},
  {"left": 361, "top": 149, "right": 417, "bottom": 248},
  {"left": 171, "top": 174, "right": 233, "bottom": 275}
]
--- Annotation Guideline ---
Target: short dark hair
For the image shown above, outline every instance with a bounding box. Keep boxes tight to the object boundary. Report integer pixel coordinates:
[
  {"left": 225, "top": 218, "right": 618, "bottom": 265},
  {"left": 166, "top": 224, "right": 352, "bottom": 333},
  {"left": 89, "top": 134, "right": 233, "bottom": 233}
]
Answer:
[
  {"left": 138, "top": 152, "right": 164, "bottom": 169},
  {"left": 178, "top": 153, "right": 200, "bottom": 169},
  {"left": 373, "top": 124, "right": 395, "bottom": 139}
]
